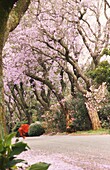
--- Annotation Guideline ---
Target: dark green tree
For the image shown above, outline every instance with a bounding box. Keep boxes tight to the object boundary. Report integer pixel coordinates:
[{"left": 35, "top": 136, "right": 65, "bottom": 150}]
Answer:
[{"left": 89, "top": 61, "right": 110, "bottom": 91}]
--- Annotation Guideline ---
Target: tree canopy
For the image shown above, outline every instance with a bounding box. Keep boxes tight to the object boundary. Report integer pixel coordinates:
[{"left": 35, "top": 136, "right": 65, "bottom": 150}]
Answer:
[{"left": 89, "top": 61, "right": 110, "bottom": 91}]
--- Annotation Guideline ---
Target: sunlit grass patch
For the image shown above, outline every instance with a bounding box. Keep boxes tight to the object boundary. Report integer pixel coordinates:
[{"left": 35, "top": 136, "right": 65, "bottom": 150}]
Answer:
[{"left": 74, "top": 128, "right": 110, "bottom": 135}]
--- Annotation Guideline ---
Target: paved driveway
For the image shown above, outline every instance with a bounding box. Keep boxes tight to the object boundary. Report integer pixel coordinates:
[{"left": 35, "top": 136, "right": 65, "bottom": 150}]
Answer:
[{"left": 17, "top": 135, "right": 110, "bottom": 170}]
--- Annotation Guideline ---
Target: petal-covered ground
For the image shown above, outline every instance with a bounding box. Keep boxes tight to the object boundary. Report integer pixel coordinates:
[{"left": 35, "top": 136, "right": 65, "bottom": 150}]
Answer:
[
  {"left": 17, "top": 149, "right": 110, "bottom": 170},
  {"left": 16, "top": 135, "right": 110, "bottom": 170},
  {"left": 17, "top": 150, "right": 83, "bottom": 170}
]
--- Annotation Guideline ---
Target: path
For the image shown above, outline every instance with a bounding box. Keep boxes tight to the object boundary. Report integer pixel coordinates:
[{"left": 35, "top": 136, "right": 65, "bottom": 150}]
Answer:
[{"left": 17, "top": 134, "right": 110, "bottom": 170}]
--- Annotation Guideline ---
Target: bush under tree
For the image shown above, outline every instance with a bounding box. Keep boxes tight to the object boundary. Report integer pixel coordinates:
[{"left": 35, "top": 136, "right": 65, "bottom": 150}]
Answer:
[
  {"left": 28, "top": 122, "right": 45, "bottom": 136},
  {"left": 68, "top": 93, "right": 92, "bottom": 131}
]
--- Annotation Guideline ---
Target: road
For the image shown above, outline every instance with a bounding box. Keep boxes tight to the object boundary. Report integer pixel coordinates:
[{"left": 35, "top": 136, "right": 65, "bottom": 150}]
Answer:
[{"left": 17, "top": 134, "right": 110, "bottom": 170}]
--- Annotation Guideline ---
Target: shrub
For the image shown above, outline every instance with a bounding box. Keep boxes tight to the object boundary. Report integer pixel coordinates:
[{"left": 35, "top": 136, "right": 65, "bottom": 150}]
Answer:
[
  {"left": 98, "top": 104, "right": 110, "bottom": 129},
  {"left": 42, "top": 110, "right": 67, "bottom": 133},
  {"left": 28, "top": 123, "right": 45, "bottom": 136},
  {"left": 68, "top": 92, "right": 92, "bottom": 131}
]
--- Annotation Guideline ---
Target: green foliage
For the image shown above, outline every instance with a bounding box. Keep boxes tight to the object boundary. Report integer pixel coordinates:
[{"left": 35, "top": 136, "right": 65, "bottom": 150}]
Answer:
[
  {"left": 69, "top": 93, "right": 92, "bottom": 131},
  {"left": 98, "top": 103, "right": 110, "bottom": 129},
  {"left": 75, "top": 128, "right": 109, "bottom": 135},
  {"left": 28, "top": 123, "right": 45, "bottom": 136},
  {"left": 0, "top": 132, "right": 29, "bottom": 170},
  {"left": 88, "top": 61, "right": 110, "bottom": 91},
  {"left": 101, "top": 48, "right": 110, "bottom": 56},
  {"left": 0, "top": 132, "right": 50, "bottom": 170},
  {"left": 43, "top": 110, "right": 67, "bottom": 133},
  {"left": 28, "top": 162, "right": 50, "bottom": 170},
  {"left": 53, "top": 110, "right": 66, "bottom": 132}
]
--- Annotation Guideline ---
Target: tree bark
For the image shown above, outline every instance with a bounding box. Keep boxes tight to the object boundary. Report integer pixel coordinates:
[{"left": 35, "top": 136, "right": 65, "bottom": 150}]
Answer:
[
  {"left": 0, "top": 10, "right": 9, "bottom": 135},
  {"left": 85, "top": 83, "right": 107, "bottom": 130},
  {"left": 0, "top": 51, "right": 6, "bottom": 134},
  {"left": 5, "top": 0, "right": 31, "bottom": 42},
  {"left": 85, "top": 101, "right": 101, "bottom": 130}
]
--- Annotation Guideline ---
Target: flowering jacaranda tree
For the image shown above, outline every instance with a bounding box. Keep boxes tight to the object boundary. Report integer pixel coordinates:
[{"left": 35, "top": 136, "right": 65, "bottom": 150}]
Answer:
[
  {"left": 0, "top": 0, "right": 31, "bottom": 135},
  {"left": 4, "top": 0, "right": 110, "bottom": 130}
]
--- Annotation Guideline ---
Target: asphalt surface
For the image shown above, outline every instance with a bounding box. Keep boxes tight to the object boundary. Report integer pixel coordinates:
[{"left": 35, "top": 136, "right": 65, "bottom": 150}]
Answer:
[{"left": 17, "top": 135, "right": 110, "bottom": 170}]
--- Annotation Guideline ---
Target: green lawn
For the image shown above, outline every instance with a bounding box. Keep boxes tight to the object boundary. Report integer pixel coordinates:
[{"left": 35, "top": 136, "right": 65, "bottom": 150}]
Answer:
[{"left": 74, "top": 128, "right": 110, "bottom": 135}]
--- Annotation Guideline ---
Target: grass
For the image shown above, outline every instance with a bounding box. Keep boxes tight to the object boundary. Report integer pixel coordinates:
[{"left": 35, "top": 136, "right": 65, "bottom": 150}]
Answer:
[
  {"left": 50, "top": 128, "right": 110, "bottom": 136},
  {"left": 73, "top": 128, "right": 110, "bottom": 135}
]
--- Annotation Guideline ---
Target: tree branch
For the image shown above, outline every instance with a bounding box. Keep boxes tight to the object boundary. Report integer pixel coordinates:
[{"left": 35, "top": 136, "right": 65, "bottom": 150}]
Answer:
[{"left": 5, "top": 0, "right": 31, "bottom": 42}]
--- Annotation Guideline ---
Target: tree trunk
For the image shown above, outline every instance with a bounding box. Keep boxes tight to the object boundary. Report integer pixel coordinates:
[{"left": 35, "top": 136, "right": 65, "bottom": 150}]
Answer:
[
  {"left": 85, "top": 101, "right": 101, "bottom": 130},
  {"left": 0, "top": 14, "right": 8, "bottom": 135},
  {"left": 0, "top": 1, "right": 19, "bottom": 136},
  {"left": 85, "top": 83, "right": 107, "bottom": 130},
  {"left": 0, "top": 53, "right": 6, "bottom": 135}
]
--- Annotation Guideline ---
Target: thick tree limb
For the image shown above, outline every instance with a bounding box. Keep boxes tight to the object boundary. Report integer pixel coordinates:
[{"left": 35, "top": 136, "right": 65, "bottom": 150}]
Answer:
[{"left": 5, "top": 0, "right": 31, "bottom": 43}]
